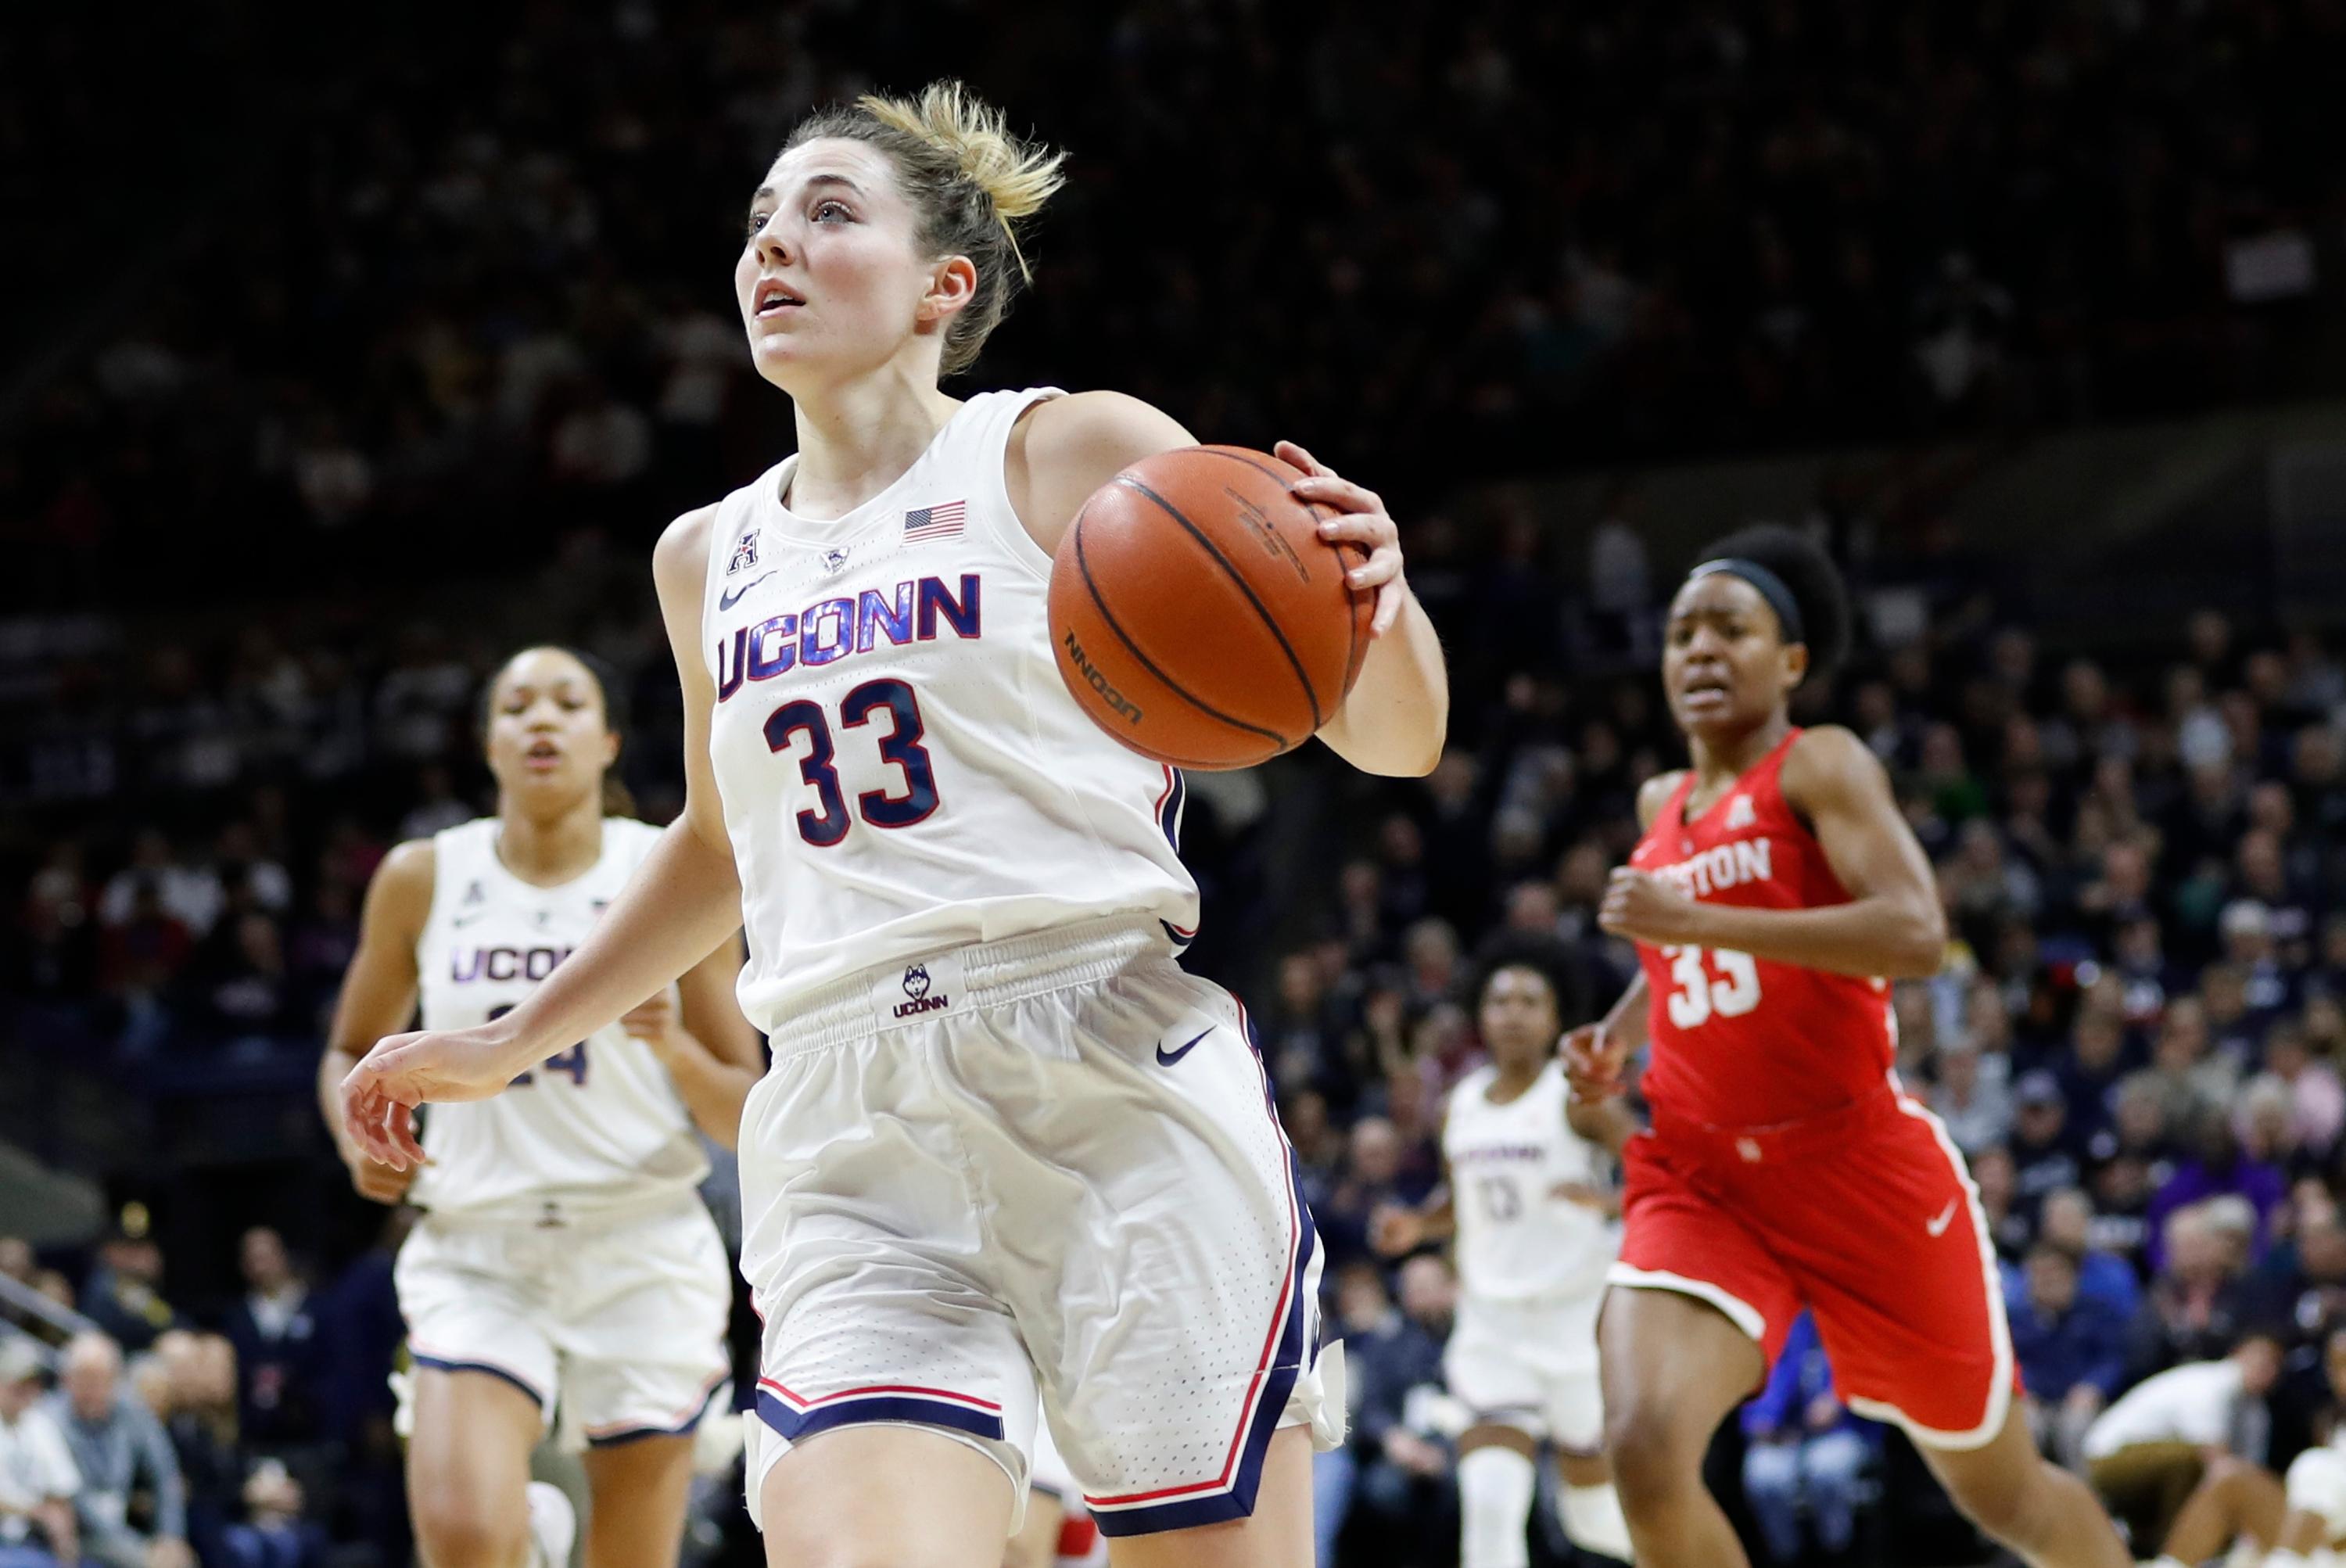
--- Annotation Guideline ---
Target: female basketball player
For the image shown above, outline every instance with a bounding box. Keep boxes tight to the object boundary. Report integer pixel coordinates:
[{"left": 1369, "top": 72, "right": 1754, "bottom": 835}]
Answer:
[
  {"left": 1373, "top": 944, "right": 1635, "bottom": 1567},
  {"left": 321, "top": 645, "right": 762, "bottom": 1568},
  {"left": 341, "top": 81, "right": 1447, "bottom": 1568},
  {"left": 1564, "top": 526, "right": 2129, "bottom": 1566}
]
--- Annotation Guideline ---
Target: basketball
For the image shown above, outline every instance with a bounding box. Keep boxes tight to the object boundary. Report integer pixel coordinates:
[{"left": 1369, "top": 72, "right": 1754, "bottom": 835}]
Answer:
[{"left": 1048, "top": 445, "right": 1374, "bottom": 770}]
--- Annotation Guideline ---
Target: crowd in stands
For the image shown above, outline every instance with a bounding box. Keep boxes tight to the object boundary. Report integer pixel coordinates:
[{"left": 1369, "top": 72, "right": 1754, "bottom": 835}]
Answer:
[
  {"left": 12, "top": 0, "right": 2346, "bottom": 613},
  {"left": 1, "top": 1218, "right": 404, "bottom": 1568},
  {"left": 13, "top": 539, "right": 2346, "bottom": 1563}
]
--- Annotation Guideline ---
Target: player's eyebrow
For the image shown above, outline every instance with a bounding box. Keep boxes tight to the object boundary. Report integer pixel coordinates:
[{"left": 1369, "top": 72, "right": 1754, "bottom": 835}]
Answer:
[{"left": 749, "top": 174, "right": 866, "bottom": 204}]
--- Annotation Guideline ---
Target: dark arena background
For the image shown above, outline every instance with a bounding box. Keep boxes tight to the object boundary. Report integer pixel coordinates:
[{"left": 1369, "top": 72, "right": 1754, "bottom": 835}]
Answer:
[{"left": 9, "top": 3, "right": 2346, "bottom": 1565}]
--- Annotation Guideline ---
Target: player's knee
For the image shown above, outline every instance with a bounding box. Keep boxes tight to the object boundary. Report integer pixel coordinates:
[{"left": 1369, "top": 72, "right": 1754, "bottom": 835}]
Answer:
[
  {"left": 413, "top": 1495, "right": 532, "bottom": 1568},
  {"left": 1602, "top": 1404, "right": 1702, "bottom": 1514},
  {"left": 1939, "top": 1456, "right": 2054, "bottom": 1545}
]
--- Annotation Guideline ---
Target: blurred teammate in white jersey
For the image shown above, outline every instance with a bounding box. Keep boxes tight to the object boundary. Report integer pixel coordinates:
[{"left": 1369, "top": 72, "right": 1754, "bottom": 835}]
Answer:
[
  {"left": 341, "top": 78, "right": 1447, "bottom": 1568},
  {"left": 1377, "top": 942, "right": 1638, "bottom": 1565},
  {"left": 321, "top": 646, "right": 763, "bottom": 1568}
]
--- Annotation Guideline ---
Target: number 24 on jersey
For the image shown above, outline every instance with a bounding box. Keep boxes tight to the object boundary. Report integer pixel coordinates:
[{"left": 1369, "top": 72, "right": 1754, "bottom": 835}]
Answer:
[{"left": 1661, "top": 944, "right": 1763, "bottom": 1028}]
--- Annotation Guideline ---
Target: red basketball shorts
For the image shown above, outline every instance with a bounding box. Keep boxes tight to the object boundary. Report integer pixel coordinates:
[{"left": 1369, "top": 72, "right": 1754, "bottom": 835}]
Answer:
[{"left": 1609, "top": 1087, "right": 2018, "bottom": 1449}]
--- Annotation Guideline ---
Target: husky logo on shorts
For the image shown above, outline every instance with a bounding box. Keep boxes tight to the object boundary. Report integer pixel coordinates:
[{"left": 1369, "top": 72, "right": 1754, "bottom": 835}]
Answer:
[
  {"left": 727, "top": 529, "right": 761, "bottom": 576},
  {"left": 892, "top": 963, "right": 951, "bottom": 1019}
]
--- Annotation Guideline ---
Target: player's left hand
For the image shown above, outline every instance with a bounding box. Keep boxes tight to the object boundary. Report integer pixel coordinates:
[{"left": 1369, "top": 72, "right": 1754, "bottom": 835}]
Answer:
[
  {"left": 1598, "top": 867, "right": 1706, "bottom": 946},
  {"left": 1548, "top": 1182, "right": 1620, "bottom": 1218},
  {"left": 1279, "top": 440, "right": 1408, "bottom": 637},
  {"left": 619, "top": 989, "right": 688, "bottom": 1059}
]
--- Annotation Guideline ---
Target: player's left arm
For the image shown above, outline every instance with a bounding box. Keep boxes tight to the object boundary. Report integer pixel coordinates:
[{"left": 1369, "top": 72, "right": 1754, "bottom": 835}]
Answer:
[
  {"left": 1283, "top": 442, "right": 1448, "bottom": 777},
  {"left": 622, "top": 931, "right": 766, "bottom": 1150},
  {"left": 1566, "top": 1095, "right": 1638, "bottom": 1158},
  {"left": 1008, "top": 394, "right": 1446, "bottom": 777},
  {"left": 1598, "top": 726, "right": 1946, "bottom": 978}
]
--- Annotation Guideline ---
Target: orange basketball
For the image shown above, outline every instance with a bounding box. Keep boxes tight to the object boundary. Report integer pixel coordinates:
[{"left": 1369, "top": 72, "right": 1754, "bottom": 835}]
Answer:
[{"left": 1049, "top": 445, "right": 1373, "bottom": 770}]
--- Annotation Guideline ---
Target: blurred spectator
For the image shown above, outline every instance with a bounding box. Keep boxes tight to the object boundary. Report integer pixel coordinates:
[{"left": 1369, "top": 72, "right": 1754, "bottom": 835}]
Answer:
[
  {"left": 77, "top": 1224, "right": 178, "bottom": 1356},
  {"left": 2248, "top": 1210, "right": 2346, "bottom": 1344},
  {"left": 1343, "top": 1257, "right": 1457, "bottom": 1562},
  {"left": 2082, "top": 1333, "right": 2285, "bottom": 1565},
  {"left": 221, "top": 1231, "right": 320, "bottom": 1450},
  {"left": 2010, "top": 1072, "right": 2082, "bottom": 1216},
  {"left": 2008, "top": 1243, "right": 2129, "bottom": 1471},
  {"left": 1318, "top": 1118, "right": 1417, "bottom": 1271},
  {"left": 2036, "top": 1189, "right": 2143, "bottom": 1321},
  {"left": 2131, "top": 1202, "right": 2259, "bottom": 1378},
  {"left": 160, "top": 1333, "right": 319, "bottom": 1568},
  {"left": 2244, "top": 1019, "right": 2344, "bottom": 1164},
  {"left": 1928, "top": 1041, "right": 2011, "bottom": 1156},
  {"left": 1969, "top": 1145, "right": 2029, "bottom": 1261},
  {"left": 2147, "top": 1117, "right": 2287, "bottom": 1271},
  {"left": 0, "top": 1337, "right": 81, "bottom": 1567},
  {"left": 1738, "top": 1311, "right": 1878, "bottom": 1563},
  {"left": 45, "top": 1333, "right": 189, "bottom": 1568}
]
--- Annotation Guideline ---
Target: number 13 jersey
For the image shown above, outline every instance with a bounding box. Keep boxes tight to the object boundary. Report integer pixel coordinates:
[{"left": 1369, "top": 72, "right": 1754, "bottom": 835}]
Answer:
[
  {"left": 1626, "top": 727, "right": 1898, "bottom": 1131},
  {"left": 1443, "top": 1060, "right": 1616, "bottom": 1303},
  {"left": 699, "top": 389, "right": 1198, "bottom": 1034}
]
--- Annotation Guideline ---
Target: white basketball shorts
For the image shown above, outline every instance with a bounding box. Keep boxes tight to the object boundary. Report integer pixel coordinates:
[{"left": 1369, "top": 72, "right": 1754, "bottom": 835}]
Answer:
[
  {"left": 395, "top": 1193, "right": 732, "bottom": 1448},
  {"left": 737, "top": 916, "right": 1344, "bottom": 1539},
  {"left": 2290, "top": 1443, "right": 2346, "bottom": 1540},
  {"left": 1443, "top": 1289, "right": 1607, "bottom": 1453}
]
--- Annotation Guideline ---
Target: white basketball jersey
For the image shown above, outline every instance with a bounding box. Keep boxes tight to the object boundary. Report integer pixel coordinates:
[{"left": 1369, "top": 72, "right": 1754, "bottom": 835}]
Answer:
[
  {"left": 1443, "top": 1060, "right": 1619, "bottom": 1302},
  {"left": 408, "top": 817, "right": 708, "bottom": 1221},
  {"left": 700, "top": 388, "right": 1199, "bottom": 1031}
]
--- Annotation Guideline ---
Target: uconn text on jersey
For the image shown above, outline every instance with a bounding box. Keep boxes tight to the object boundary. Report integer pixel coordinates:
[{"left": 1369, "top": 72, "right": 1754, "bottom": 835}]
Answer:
[{"left": 716, "top": 573, "right": 981, "bottom": 701}]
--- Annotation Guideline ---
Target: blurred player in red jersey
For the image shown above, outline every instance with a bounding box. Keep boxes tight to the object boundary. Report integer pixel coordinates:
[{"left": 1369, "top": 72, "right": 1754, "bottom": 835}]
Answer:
[{"left": 1566, "top": 525, "right": 2129, "bottom": 1566}]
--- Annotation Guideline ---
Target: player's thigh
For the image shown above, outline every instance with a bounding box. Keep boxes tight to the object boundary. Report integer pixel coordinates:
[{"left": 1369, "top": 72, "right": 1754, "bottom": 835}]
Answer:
[
  {"left": 405, "top": 1366, "right": 544, "bottom": 1558},
  {"left": 579, "top": 1434, "right": 696, "bottom": 1568},
  {"left": 1598, "top": 1285, "right": 1764, "bottom": 1476},
  {"left": 1103, "top": 1426, "right": 1313, "bottom": 1568},
  {"left": 975, "top": 972, "right": 1340, "bottom": 1536},
  {"left": 759, "top": 1424, "right": 1017, "bottom": 1568}
]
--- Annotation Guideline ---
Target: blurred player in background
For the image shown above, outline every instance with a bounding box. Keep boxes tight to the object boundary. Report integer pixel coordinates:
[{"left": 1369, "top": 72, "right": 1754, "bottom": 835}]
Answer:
[
  {"left": 1568, "top": 526, "right": 2130, "bottom": 1566},
  {"left": 321, "top": 645, "right": 762, "bottom": 1568},
  {"left": 341, "top": 79, "right": 1448, "bottom": 1568},
  {"left": 1376, "top": 940, "right": 1637, "bottom": 1566}
]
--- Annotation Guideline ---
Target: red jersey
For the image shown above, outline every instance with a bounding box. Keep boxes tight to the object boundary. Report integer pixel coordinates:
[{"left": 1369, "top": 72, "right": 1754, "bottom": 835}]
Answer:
[{"left": 1627, "top": 727, "right": 1897, "bottom": 1130}]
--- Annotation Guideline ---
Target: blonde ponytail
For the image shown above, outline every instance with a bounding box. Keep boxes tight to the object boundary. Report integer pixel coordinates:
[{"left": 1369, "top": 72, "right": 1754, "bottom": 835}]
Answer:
[
  {"left": 785, "top": 80, "right": 1067, "bottom": 373},
  {"left": 856, "top": 80, "right": 1067, "bottom": 282}
]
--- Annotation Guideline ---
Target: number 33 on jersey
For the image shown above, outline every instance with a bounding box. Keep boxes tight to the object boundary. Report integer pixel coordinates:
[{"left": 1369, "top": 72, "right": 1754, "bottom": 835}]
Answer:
[{"left": 1659, "top": 945, "right": 1761, "bottom": 1028}]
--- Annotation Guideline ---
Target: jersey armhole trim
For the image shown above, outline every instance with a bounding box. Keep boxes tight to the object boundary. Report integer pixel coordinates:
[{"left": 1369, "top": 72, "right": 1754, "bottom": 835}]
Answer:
[
  {"left": 414, "top": 831, "right": 459, "bottom": 947},
  {"left": 980, "top": 386, "right": 1069, "bottom": 585}
]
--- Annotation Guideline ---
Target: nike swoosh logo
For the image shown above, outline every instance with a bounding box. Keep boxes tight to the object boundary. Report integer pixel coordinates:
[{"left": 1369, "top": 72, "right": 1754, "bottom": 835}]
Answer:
[
  {"left": 1926, "top": 1198, "right": 1959, "bottom": 1237},
  {"left": 719, "top": 570, "right": 777, "bottom": 612},
  {"left": 451, "top": 911, "right": 490, "bottom": 928},
  {"left": 1157, "top": 1028, "right": 1211, "bottom": 1067}
]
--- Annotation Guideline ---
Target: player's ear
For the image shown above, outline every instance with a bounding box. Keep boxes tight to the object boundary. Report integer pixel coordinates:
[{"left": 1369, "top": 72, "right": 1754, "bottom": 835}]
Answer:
[
  {"left": 917, "top": 254, "right": 978, "bottom": 325},
  {"left": 601, "top": 728, "right": 621, "bottom": 770},
  {"left": 1782, "top": 640, "right": 1810, "bottom": 693}
]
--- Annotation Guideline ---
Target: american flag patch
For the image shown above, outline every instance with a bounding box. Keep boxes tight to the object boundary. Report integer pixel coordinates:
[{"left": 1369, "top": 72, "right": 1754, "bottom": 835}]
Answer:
[{"left": 903, "top": 501, "right": 967, "bottom": 543}]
